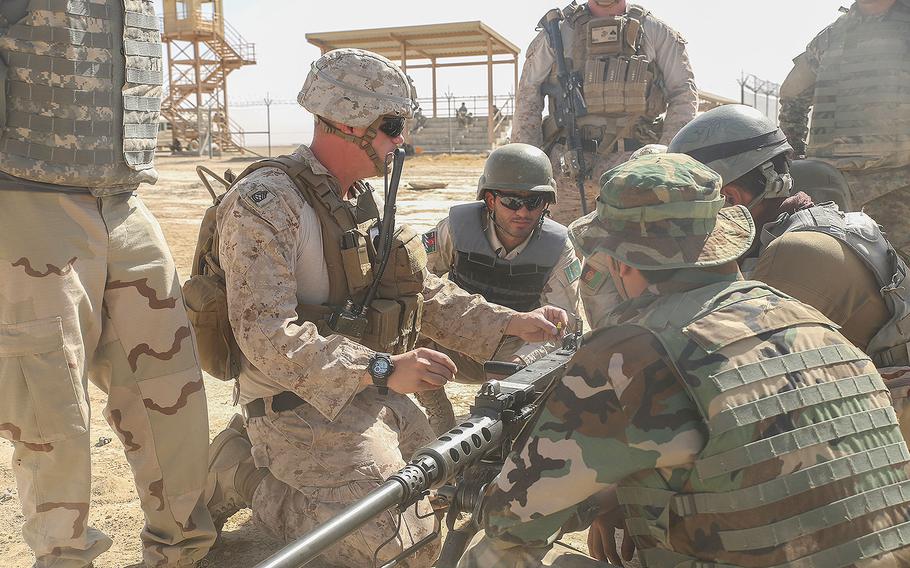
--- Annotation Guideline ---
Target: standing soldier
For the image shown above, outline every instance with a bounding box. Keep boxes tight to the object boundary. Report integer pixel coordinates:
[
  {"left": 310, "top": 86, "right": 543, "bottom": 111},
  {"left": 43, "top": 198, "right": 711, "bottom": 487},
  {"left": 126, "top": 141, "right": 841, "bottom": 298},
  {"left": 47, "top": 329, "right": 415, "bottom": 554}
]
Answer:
[
  {"left": 204, "top": 49, "right": 567, "bottom": 567},
  {"left": 779, "top": 0, "right": 910, "bottom": 259},
  {"left": 0, "top": 1, "right": 216, "bottom": 567},
  {"left": 514, "top": 0, "right": 698, "bottom": 224},
  {"left": 418, "top": 143, "right": 584, "bottom": 434},
  {"left": 460, "top": 153, "right": 910, "bottom": 568}
]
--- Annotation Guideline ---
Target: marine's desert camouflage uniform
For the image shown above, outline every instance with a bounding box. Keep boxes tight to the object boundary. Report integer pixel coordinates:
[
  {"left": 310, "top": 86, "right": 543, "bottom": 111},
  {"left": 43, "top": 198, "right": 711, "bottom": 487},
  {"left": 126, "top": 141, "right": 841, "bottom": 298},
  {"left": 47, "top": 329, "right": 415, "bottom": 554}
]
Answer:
[
  {"left": 514, "top": 3, "right": 698, "bottom": 224},
  {"left": 459, "top": 154, "right": 910, "bottom": 567},
  {"left": 0, "top": 2, "right": 215, "bottom": 566},
  {"left": 217, "top": 145, "right": 518, "bottom": 566}
]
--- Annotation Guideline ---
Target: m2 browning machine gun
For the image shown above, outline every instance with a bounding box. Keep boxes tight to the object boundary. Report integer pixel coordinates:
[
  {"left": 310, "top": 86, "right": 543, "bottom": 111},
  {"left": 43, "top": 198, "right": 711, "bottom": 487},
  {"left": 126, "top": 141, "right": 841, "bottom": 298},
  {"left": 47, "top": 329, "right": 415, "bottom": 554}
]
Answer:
[
  {"left": 539, "top": 8, "right": 591, "bottom": 214},
  {"left": 254, "top": 328, "right": 583, "bottom": 568}
]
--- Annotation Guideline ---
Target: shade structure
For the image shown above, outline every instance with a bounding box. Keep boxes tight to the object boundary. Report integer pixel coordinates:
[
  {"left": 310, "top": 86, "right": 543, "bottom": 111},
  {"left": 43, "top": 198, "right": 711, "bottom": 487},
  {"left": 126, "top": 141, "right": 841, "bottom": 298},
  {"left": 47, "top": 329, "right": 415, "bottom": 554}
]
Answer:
[{"left": 306, "top": 21, "right": 521, "bottom": 144}]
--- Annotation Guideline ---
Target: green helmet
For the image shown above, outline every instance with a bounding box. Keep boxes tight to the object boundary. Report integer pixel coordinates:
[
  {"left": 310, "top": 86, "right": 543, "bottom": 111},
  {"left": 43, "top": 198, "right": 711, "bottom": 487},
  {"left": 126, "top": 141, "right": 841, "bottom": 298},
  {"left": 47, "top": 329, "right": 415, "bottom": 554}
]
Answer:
[
  {"left": 669, "top": 104, "right": 793, "bottom": 203},
  {"left": 476, "top": 143, "right": 558, "bottom": 202},
  {"left": 790, "top": 159, "right": 854, "bottom": 211}
]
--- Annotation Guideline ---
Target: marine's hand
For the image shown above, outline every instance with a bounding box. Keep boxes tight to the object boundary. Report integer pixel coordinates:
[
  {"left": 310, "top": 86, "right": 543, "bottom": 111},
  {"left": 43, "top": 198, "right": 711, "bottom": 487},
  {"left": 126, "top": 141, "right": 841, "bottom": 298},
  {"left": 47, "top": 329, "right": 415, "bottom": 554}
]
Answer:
[
  {"left": 504, "top": 305, "right": 568, "bottom": 343},
  {"left": 587, "top": 506, "right": 635, "bottom": 565},
  {"left": 387, "top": 348, "right": 457, "bottom": 394}
]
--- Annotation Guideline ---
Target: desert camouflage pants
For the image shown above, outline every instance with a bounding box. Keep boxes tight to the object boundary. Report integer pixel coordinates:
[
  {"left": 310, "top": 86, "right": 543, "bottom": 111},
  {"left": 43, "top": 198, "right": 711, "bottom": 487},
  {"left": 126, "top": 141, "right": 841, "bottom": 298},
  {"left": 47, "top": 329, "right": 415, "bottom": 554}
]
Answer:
[
  {"left": 0, "top": 189, "right": 215, "bottom": 567},
  {"left": 547, "top": 147, "right": 632, "bottom": 226},
  {"left": 247, "top": 389, "right": 439, "bottom": 567},
  {"left": 457, "top": 531, "right": 617, "bottom": 568}
]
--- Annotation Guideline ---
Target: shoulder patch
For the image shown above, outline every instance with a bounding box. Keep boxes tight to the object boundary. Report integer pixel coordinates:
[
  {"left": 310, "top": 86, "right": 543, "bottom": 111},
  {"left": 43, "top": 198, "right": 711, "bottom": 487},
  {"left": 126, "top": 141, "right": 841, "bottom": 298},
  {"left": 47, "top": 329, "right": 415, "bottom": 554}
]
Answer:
[
  {"left": 248, "top": 189, "right": 275, "bottom": 207},
  {"left": 564, "top": 258, "right": 582, "bottom": 284},
  {"left": 422, "top": 230, "right": 438, "bottom": 254},
  {"left": 234, "top": 169, "right": 297, "bottom": 232},
  {"left": 580, "top": 263, "right": 606, "bottom": 293}
]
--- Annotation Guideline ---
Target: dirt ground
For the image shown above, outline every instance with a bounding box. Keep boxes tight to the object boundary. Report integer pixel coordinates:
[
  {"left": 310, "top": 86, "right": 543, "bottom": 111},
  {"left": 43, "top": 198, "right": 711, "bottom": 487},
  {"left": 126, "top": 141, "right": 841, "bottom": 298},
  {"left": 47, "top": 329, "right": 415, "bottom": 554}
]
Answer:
[{"left": 0, "top": 149, "right": 614, "bottom": 567}]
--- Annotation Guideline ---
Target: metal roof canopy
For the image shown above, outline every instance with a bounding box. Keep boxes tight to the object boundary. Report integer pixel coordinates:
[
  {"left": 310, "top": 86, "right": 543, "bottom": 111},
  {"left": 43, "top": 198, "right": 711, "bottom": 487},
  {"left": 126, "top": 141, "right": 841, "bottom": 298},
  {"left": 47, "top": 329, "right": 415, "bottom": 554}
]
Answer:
[{"left": 306, "top": 21, "right": 521, "bottom": 144}]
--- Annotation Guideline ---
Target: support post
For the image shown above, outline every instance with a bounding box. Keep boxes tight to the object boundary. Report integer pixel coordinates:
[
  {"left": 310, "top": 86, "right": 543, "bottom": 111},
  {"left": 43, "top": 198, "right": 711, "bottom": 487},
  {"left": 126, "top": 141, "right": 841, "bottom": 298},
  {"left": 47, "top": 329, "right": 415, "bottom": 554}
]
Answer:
[
  {"left": 193, "top": 40, "right": 204, "bottom": 155},
  {"left": 487, "top": 38, "right": 494, "bottom": 146},
  {"left": 431, "top": 58, "right": 438, "bottom": 118},
  {"left": 514, "top": 57, "right": 519, "bottom": 102},
  {"left": 400, "top": 41, "right": 407, "bottom": 74}
]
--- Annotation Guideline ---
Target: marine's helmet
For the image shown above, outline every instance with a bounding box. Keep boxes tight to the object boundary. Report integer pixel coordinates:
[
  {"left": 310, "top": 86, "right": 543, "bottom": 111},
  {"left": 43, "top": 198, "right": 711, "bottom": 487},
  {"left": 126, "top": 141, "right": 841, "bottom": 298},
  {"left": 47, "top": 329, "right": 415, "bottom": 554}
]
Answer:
[
  {"left": 476, "top": 143, "right": 558, "bottom": 203},
  {"left": 668, "top": 104, "right": 793, "bottom": 207},
  {"left": 299, "top": 48, "right": 417, "bottom": 173},
  {"left": 789, "top": 159, "right": 854, "bottom": 211}
]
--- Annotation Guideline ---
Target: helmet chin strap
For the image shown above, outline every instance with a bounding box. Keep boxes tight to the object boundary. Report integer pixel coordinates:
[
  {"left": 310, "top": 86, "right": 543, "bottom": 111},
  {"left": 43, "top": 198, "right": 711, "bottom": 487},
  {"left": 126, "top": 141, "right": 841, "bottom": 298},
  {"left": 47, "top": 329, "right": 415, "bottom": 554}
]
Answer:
[{"left": 317, "top": 116, "right": 388, "bottom": 176}]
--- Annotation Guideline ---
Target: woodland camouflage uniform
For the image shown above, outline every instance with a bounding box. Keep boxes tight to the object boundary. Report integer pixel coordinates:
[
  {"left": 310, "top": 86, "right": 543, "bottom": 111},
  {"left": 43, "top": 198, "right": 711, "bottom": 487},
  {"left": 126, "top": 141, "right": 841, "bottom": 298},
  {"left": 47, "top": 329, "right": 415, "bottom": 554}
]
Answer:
[{"left": 459, "top": 154, "right": 910, "bottom": 568}]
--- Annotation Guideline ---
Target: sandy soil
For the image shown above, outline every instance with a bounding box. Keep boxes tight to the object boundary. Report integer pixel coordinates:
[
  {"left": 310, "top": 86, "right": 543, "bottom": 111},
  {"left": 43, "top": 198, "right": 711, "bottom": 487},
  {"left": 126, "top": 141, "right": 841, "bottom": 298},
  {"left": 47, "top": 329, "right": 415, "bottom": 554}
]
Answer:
[{"left": 0, "top": 150, "right": 618, "bottom": 567}]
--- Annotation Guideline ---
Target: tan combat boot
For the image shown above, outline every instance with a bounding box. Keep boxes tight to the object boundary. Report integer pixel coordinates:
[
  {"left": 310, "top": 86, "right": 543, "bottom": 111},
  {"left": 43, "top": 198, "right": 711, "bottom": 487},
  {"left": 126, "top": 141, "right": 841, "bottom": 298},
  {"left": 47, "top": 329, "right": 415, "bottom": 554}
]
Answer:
[
  {"left": 415, "top": 388, "right": 456, "bottom": 436},
  {"left": 206, "top": 414, "right": 268, "bottom": 534}
]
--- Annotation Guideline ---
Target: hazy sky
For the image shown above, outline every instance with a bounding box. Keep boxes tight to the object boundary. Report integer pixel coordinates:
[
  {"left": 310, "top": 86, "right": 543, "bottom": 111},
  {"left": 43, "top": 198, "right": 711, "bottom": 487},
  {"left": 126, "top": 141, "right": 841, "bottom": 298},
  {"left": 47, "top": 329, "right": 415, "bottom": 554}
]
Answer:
[{"left": 155, "top": 0, "right": 851, "bottom": 146}]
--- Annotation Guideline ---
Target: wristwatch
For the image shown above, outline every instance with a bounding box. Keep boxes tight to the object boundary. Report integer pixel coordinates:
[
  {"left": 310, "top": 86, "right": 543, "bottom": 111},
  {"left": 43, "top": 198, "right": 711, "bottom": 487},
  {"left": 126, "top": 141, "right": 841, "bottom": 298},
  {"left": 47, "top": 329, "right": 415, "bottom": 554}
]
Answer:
[{"left": 367, "top": 352, "right": 394, "bottom": 395}]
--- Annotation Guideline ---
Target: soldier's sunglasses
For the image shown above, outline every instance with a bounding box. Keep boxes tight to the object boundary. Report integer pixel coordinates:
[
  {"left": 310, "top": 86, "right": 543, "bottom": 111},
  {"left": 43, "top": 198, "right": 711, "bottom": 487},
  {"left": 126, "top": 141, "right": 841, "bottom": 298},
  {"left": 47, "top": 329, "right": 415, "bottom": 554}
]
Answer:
[
  {"left": 378, "top": 116, "right": 406, "bottom": 138},
  {"left": 494, "top": 192, "right": 547, "bottom": 211}
]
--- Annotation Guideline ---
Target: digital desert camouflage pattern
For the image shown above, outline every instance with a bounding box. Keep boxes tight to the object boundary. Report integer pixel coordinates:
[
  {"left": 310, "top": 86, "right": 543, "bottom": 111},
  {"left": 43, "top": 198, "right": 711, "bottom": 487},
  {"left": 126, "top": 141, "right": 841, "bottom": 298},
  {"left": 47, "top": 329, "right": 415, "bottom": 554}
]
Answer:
[
  {"left": 514, "top": 4, "right": 698, "bottom": 224},
  {"left": 468, "top": 270, "right": 910, "bottom": 568},
  {"left": 247, "top": 390, "right": 439, "bottom": 568},
  {"left": 568, "top": 153, "right": 754, "bottom": 270},
  {"left": 216, "top": 144, "right": 515, "bottom": 417},
  {"left": 0, "top": 189, "right": 215, "bottom": 567},
  {"left": 0, "top": 0, "right": 162, "bottom": 194},
  {"left": 298, "top": 48, "right": 416, "bottom": 129},
  {"left": 216, "top": 144, "right": 518, "bottom": 563}
]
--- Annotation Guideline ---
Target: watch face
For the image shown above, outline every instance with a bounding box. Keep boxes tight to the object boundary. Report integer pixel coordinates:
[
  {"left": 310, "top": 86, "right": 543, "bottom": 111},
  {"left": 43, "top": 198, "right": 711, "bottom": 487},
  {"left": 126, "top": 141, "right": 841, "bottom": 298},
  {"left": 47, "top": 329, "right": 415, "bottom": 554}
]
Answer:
[{"left": 372, "top": 358, "right": 391, "bottom": 377}]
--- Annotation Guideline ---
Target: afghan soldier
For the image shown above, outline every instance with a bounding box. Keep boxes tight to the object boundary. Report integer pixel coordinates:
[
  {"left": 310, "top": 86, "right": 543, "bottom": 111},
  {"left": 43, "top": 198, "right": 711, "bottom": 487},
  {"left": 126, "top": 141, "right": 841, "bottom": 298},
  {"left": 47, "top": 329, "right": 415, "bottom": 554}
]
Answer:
[
  {"left": 670, "top": 103, "right": 910, "bottom": 448},
  {"left": 0, "top": 2, "right": 217, "bottom": 567},
  {"left": 459, "top": 153, "right": 910, "bottom": 568},
  {"left": 514, "top": 0, "right": 698, "bottom": 225},
  {"left": 417, "top": 143, "right": 585, "bottom": 434},
  {"left": 779, "top": 0, "right": 910, "bottom": 259},
  {"left": 204, "top": 49, "right": 567, "bottom": 567}
]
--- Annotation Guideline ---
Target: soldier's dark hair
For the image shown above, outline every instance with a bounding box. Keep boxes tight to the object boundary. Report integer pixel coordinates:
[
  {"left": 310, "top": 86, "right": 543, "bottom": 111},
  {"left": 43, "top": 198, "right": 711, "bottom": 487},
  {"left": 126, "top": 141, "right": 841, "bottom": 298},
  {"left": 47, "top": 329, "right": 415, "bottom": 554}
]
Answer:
[{"left": 729, "top": 153, "right": 791, "bottom": 199}]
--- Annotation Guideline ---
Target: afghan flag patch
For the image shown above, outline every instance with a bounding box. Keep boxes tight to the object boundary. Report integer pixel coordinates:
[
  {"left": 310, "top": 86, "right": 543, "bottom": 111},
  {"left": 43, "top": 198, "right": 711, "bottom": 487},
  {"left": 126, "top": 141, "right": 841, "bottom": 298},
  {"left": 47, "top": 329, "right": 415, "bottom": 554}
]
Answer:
[
  {"left": 580, "top": 264, "right": 606, "bottom": 293},
  {"left": 422, "top": 230, "right": 438, "bottom": 254}
]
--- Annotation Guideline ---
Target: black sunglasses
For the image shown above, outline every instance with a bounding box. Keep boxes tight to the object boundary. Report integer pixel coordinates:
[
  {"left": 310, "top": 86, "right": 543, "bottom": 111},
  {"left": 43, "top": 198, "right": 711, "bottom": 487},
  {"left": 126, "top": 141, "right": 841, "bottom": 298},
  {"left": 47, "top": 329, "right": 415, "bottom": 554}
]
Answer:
[
  {"left": 494, "top": 191, "right": 547, "bottom": 211},
  {"left": 378, "top": 116, "right": 406, "bottom": 138}
]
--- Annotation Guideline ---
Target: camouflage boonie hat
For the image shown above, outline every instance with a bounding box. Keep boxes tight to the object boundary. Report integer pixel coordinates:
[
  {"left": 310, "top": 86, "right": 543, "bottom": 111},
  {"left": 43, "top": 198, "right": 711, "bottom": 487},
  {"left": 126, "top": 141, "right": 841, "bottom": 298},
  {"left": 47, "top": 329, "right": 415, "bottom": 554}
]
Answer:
[
  {"left": 569, "top": 153, "right": 755, "bottom": 270},
  {"left": 298, "top": 48, "right": 416, "bottom": 128}
]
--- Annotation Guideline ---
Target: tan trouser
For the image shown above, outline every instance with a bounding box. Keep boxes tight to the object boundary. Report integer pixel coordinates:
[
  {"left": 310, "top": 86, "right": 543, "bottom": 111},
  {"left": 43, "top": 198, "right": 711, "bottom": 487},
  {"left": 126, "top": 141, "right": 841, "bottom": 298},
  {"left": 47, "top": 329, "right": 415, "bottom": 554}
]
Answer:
[
  {"left": 247, "top": 389, "right": 439, "bottom": 567},
  {"left": 0, "top": 189, "right": 216, "bottom": 567}
]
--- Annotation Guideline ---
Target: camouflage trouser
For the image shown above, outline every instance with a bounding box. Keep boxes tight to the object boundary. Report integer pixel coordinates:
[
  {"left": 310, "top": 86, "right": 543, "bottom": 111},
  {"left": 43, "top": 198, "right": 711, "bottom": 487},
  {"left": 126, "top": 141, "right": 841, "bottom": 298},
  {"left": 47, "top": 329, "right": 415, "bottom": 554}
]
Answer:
[
  {"left": 0, "top": 189, "right": 216, "bottom": 567},
  {"left": 547, "top": 148, "right": 632, "bottom": 226},
  {"left": 247, "top": 389, "right": 439, "bottom": 567},
  {"left": 457, "top": 531, "right": 616, "bottom": 568},
  {"left": 860, "top": 184, "right": 910, "bottom": 261}
]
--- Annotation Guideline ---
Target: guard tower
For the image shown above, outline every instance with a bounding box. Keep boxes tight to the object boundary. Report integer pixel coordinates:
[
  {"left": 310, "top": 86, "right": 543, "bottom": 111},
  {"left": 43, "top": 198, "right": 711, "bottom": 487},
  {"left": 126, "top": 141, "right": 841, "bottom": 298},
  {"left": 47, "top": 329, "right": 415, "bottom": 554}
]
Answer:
[{"left": 161, "top": 0, "right": 255, "bottom": 153}]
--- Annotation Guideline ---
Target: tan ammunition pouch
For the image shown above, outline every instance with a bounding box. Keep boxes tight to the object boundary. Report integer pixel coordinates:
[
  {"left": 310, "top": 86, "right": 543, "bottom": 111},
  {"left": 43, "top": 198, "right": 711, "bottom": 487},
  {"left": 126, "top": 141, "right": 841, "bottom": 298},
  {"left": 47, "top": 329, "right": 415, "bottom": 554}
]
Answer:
[
  {"left": 542, "top": 4, "right": 666, "bottom": 152},
  {"left": 182, "top": 167, "right": 243, "bottom": 381},
  {"left": 250, "top": 156, "right": 427, "bottom": 355}
]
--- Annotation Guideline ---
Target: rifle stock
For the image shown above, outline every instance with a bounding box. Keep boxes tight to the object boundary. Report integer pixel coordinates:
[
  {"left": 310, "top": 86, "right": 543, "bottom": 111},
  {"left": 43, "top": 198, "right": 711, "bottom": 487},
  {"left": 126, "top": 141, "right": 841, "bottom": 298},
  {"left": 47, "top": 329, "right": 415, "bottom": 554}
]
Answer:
[{"left": 253, "top": 331, "right": 581, "bottom": 568}]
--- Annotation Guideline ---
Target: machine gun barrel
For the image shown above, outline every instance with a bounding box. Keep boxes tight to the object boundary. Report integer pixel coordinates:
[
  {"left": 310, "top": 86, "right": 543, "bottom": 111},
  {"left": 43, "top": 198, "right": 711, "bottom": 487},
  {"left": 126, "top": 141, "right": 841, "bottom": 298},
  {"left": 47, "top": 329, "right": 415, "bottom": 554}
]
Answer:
[{"left": 253, "top": 338, "right": 579, "bottom": 568}]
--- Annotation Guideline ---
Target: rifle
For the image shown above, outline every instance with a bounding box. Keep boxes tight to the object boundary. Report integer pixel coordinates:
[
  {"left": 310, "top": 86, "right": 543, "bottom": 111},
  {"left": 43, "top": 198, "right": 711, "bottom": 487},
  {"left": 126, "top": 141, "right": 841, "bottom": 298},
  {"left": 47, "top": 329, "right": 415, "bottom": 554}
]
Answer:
[
  {"left": 539, "top": 8, "right": 591, "bottom": 214},
  {"left": 327, "top": 148, "right": 406, "bottom": 339},
  {"left": 253, "top": 328, "right": 582, "bottom": 568}
]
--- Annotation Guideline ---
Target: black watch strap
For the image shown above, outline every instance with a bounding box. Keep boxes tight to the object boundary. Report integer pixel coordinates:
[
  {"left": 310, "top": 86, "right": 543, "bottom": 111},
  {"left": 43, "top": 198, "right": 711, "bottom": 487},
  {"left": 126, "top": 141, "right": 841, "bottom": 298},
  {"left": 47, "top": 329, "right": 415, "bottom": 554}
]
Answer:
[{"left": 368, "top": 353, "right": 393, "bottom": 395}]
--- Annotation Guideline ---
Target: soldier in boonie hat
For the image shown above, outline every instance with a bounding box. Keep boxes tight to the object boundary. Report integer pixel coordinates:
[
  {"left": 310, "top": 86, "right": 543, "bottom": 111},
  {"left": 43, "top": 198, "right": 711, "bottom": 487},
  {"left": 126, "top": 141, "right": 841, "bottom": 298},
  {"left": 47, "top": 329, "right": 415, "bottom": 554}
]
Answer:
[{"left": 570, "top": 152, "right": 755, "bottom": 275}]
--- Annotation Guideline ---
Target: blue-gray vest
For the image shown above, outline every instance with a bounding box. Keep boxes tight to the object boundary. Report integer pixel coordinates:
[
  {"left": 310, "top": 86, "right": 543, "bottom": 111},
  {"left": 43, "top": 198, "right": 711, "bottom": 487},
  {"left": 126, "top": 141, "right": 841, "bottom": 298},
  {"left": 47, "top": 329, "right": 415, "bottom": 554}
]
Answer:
[
  {"left": 448, "top": 202, "right": 566, "bottom": 312},
  {"left": 809, "top": 3, "right": 910, "bottom": 171},
  {"left": 760, "top": 203, "right": 910, "bottom": 367},
  {"left": 0, "top": 0, "right": 162, "bottom": 194}
]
